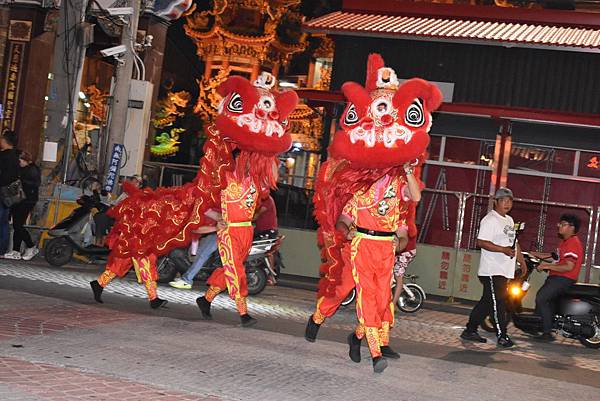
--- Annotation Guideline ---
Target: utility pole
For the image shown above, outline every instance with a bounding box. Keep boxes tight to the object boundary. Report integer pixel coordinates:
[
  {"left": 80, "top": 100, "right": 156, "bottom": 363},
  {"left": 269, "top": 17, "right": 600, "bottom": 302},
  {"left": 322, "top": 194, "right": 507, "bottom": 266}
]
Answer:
[
  {"left": 104, "top": 0, "right": 142, "bottom": 183},
  {"left": 44, "top": 0, "right": 88, "bottom": 174}
]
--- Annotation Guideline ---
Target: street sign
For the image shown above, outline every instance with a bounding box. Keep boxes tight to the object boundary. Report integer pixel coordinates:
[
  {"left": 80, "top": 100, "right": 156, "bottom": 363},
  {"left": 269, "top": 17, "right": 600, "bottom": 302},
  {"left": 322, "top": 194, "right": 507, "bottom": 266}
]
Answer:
[{"left": 105, "top": 143, "right": 124, "bottom": 192}]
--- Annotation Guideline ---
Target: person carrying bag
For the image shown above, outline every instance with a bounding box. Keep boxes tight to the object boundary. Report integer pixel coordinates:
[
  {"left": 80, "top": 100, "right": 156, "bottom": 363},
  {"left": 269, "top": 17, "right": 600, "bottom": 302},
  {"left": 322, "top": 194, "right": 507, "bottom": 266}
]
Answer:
[
  {"left": 0, "top": 179, "right": 26, "bottom": 208},
  {"left": 0, "top": 131, "right": 20, "bottom": 255},
  {"left": 4, "top": 151, "right": 41, "bottom": 260}
]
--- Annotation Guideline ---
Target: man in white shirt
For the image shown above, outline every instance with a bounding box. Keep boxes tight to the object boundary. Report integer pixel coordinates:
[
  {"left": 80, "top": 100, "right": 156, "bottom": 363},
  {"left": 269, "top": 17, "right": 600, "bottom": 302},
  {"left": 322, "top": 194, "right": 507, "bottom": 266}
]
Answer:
[{"left": 460, "top": 187, "right": 526, "bottom": 348}]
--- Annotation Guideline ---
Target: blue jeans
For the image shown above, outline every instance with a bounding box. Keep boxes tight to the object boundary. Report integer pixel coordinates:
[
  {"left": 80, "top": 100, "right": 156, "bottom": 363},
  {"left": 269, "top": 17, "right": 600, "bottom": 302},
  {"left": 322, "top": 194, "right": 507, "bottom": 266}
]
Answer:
[
  {"left": 0, "top": 202, "right": 10, "bottom": 254},
  {"left": 181, "top": 233, "right": 218, "bottom": 284}
]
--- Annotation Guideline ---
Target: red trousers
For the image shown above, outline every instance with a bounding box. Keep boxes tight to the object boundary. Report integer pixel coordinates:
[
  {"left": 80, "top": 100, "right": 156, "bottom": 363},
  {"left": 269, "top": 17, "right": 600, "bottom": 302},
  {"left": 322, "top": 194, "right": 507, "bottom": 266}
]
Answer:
[
  {"left": 207, "top": 226, "right": 253, "bottom": 302},
  {"left": 313, "top": 244, "right": 354, "bottom": 322},
  {"left": 313, "top": 242, "right": 395, "bottom": 327},
  {"left": 98, "top": 254, "right": 158, "bottom": 300},
  {"left": 351, "top": 234, "right": 395, "bottom": 357}
]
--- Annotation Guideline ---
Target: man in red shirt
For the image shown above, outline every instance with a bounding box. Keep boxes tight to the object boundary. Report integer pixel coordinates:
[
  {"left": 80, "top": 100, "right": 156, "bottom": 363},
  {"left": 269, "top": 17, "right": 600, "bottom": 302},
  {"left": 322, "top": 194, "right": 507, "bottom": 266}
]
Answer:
[
  {"left": 254, "top": 194, "right": 278, "bottom": 238},
  {"left": 531, "top": 214, "right": 583, "bottom": 342}
]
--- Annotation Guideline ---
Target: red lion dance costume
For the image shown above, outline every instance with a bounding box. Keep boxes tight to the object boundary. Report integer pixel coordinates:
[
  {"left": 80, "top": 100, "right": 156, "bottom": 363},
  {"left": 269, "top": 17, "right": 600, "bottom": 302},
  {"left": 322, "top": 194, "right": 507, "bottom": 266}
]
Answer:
[
  {"left": 304, "top": 54, "right": 441, "bottom": 372},
  {"left": 90, "top": 72, "right": 298, "bottom": 315}
]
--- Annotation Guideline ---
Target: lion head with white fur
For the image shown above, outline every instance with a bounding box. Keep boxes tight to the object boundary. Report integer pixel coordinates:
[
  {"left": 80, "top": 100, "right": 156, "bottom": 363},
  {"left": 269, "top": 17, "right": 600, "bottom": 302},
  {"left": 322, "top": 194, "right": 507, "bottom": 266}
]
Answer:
[
  {"left": 329, "top": 54, "right": 442, "bottom": 169},
  {"left": 215, "top": 72, "right": 298, "bottom": 156}
]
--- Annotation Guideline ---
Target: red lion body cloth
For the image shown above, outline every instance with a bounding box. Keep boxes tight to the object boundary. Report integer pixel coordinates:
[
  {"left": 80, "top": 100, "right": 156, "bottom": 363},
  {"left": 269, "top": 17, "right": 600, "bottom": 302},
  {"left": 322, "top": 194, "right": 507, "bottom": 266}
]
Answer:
[
  {"left": 304, "top": 54, "right": 442, "bottom": 372},
  {"left": 90, "top": 72, "right": 297, "bottom": 312}
]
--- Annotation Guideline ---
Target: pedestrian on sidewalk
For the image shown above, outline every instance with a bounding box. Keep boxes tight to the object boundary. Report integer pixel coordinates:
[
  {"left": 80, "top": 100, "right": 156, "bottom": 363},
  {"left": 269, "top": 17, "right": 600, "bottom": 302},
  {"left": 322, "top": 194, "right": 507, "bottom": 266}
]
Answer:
[
  {"left": 5, "top": 151, "right": 41, "bottom": 260},
  {"left": 461, "top": 187, "right": 526, "bottom": 348},
  {"left": 0, "top": 131, "right": 20, "bottom": 256}
]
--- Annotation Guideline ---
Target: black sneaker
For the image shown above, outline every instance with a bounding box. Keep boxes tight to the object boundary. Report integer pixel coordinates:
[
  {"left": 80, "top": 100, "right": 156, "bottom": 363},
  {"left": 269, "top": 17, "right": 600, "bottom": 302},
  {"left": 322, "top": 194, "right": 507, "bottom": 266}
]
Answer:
[
  {"left": 534, "top": 333, "right": 556, "bottom": 342},
  {"left": 90, "top": 280, "right": 104, "bottom": 303},
  {"left": 304, "top": 316, "right": 321, "bottom": 343},
  {"left": 240, "top": 314, "right": 257, "bottom": 327},
  {"left": 347, "top": 333, "right": 362, "bottom": 363},
  {"left": 372, "top": 356, "right": 388, "bottom": 373},
  {"left": 196, "top": 296, "right": 212, "bottom": 320},
  {"left": 380, "top": 345, "right": 400, "bottom": 359},
  {"left": 497, "top": 335, "right": 514, "bottom": 348},
  {"left": 150, "top": 298, "right": 168, "bottom": 309},
  {"left": 460, "top": 329, "right": 487, "bottom": 343}
]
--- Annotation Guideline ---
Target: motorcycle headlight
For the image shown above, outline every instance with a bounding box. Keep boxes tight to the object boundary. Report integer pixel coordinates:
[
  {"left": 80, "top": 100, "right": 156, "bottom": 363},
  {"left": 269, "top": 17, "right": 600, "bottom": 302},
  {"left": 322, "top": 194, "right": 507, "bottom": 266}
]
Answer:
[{"left": 510, "top": 285, "right": 522, "bottom": 297}]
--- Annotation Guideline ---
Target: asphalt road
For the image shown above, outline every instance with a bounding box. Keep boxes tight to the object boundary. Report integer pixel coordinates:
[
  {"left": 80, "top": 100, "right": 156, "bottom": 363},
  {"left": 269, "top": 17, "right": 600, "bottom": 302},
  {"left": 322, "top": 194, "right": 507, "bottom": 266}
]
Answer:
[{"left": 1, "top": 259, "right": 599, "bottom": 400}]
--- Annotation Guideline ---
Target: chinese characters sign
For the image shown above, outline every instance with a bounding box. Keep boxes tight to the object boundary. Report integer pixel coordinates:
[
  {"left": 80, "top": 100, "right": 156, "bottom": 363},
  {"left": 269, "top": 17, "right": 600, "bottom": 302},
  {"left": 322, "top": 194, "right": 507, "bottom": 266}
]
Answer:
[
  {"left": 459, "top": 253, "right": 472, "bottom": 293},
  {"left": 587, "top": 157, "right": 599, "bottom": 170},
  {"left": 438, "top": 251, "right": 450, "bottom": 290},
  {"left": 2, "top": 42, "right": 25, "bottom": 131},
  {"left": 105, "top": 144, "right": 124, "bottom": 192}
]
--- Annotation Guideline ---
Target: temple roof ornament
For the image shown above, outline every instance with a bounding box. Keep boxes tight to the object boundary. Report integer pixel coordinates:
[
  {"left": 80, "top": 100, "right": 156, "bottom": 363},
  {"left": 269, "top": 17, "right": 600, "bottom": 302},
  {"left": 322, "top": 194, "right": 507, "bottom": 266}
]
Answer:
[{"left": 184, "top": 0, "right": 307, "bottom": 69}]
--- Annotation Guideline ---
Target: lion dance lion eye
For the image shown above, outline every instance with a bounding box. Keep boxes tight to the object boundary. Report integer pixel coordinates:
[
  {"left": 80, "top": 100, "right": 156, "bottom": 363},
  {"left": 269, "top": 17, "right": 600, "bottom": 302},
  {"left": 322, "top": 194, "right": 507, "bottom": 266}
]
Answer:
[
  {"left": 227, "top": 93, "right": 243, "bottom": 113},
  {"left": 405, "top": 99, "right": 425, "bottom": 127},
  {"left": 344, "top": 104, "right": 359, "bottom": 125}
]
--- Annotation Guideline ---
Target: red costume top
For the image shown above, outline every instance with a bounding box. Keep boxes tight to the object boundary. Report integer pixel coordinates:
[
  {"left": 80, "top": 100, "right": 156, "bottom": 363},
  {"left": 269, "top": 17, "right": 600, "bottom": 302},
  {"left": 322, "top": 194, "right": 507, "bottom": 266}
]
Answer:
[
  {"left": 221, "top": 172, "right": 258, "bottom": 223},
  {"left": 342, "top": 174, "right": 408, "bottom": 233}
]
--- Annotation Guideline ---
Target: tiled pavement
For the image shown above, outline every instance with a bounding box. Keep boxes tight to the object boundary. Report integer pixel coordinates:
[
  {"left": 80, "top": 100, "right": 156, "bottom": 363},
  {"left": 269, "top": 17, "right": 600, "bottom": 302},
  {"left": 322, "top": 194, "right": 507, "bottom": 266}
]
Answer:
[
  {"left": 1, "top": 260, "right": 599, "bottom": 400},
  {"left": 0, "top": 356, "right": 221, "bottom": 401}
]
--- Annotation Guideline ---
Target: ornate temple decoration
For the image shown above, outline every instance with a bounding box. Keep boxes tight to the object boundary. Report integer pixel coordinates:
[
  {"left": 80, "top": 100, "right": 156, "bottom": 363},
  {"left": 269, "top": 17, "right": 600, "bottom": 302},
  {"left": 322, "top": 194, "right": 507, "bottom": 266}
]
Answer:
[
  {"left": 151, "top": 127, "right": 186, "bottom": 156},
  {"left": 184, "top": 0, "right": 307, "bottom": 123},
  {"left": 288, "top": 104, "right": 322, "bottom": 152},
  {"left": 84, "top": 84, "right": 110, "bottom": 123},
  {"left": 152, "top": 89, "right": 191, "bottom": 129}
]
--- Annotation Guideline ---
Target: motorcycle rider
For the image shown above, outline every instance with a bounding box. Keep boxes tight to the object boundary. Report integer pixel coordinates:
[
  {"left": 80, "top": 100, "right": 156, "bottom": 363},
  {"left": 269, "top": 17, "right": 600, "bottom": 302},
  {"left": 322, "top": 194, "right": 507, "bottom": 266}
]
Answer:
[
  {"left": 461, "top": 187, "right": 526, "bottom": 348},
  {"left": 530, "top": 214, "right": 583, "bottom": 342}
]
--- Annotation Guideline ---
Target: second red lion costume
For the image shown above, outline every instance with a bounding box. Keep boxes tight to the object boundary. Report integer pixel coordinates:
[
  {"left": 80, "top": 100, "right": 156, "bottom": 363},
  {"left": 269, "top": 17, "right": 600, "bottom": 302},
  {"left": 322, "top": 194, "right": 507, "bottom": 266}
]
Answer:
[{"left": 305, "top": 54, "right": 442, "bottom": 372}]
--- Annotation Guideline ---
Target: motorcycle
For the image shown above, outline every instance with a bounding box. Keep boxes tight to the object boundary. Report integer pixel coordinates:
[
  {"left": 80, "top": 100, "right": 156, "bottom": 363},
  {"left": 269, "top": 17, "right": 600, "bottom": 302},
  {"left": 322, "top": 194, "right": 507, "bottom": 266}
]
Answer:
[
  {"left": 340, "top": 273, "right": 426, "bottom": 313},
  {"left": 44, "top": 192, "right": 110, "bottom": 266},
  {"left": 481, "top": 251, "right": 600, "bottom": 349},
  {"left": 157, "top": 235, "right": 285, "bottom": 296}
]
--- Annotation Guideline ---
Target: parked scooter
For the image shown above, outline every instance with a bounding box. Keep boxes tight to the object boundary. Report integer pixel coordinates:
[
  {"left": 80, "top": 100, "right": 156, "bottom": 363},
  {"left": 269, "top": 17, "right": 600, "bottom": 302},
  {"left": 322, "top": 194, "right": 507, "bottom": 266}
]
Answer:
[
  {"left": 157, "top": 236, "right": 285, "bottom": 296},
  {"left": 44, "top": 192, "right": 110, "bottom": 266},
  {"left": 340, "top": 273, "right": 426, "bottom": 313},
  {"left": 481, "top": 251, "right": 600, "bottom": 349}
]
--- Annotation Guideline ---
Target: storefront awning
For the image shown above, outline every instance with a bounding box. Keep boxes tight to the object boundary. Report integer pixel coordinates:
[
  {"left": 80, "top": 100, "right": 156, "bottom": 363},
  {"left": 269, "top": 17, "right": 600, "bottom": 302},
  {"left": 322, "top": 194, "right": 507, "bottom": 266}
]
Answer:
[{"left": 304, "top": 11, "right": 600, "bottom": 53}]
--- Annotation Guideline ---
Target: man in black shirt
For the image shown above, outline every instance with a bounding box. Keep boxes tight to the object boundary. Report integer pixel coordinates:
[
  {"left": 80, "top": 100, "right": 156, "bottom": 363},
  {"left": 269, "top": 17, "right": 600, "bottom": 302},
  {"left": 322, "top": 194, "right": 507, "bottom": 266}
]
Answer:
[{"left": 0, "top": 131, "right": 20, "bottom": 254}]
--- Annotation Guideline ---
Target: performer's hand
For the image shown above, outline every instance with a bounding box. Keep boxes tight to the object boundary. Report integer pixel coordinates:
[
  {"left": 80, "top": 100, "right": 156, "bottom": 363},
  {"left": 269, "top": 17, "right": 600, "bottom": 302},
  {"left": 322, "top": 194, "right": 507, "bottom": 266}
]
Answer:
[
  {"left": 217, "top": 219, "right": 227, "bottom": 231},
  {"left": 346, "top": 228, "right": 356, "bottom": 241},
  {"left": 403, "top": 162, "right": 414, "bottom": 175}
]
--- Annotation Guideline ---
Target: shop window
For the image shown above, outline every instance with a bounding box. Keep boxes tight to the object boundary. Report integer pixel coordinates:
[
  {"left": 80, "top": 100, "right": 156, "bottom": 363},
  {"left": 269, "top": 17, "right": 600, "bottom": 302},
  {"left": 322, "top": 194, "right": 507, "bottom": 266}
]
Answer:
[
  {"left": 509, "top": 145, "right": 575, "bottom": 175},
  {"left": 579, "top": 152, "right": 600, "bottom": 179},
  {"left": 428, "top": 136, "right": 442, "bottom": 161},
  {"left": 442, "top": 137, "right": 494, "bottom": 166}
]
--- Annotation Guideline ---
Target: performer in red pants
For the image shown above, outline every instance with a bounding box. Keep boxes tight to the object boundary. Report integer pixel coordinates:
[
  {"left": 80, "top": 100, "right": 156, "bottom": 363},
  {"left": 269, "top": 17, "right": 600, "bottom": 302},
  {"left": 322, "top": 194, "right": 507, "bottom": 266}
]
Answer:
[
  {"left": 338, "top": 173, "right": 409, "bottom": 372},
  {"left": 196, "top": 166, "right": 260, "bottom": 327},
  {"left": 304, "top": 54, "right": 442, "bottom": 373},
  {"left": 90, "top": 253, "right": 167, "bottom": 309}
]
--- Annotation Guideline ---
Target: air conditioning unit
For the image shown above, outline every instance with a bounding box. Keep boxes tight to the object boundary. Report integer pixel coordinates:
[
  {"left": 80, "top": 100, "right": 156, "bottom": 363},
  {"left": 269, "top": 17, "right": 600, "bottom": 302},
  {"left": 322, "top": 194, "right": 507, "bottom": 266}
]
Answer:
[{"left": 120, "top": 79, "right": 154, "bottom": 177}]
